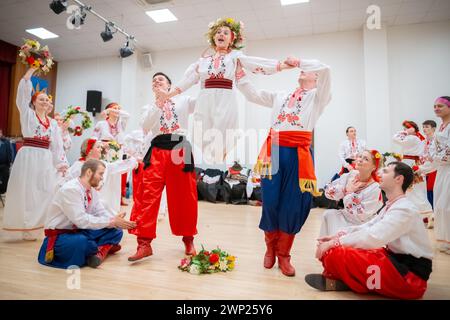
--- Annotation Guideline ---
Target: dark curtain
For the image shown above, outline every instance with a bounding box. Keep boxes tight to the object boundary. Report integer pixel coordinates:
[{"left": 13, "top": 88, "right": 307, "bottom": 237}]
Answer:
[{"left": 0, "top": 39, "right": 18, "bottom": 134}]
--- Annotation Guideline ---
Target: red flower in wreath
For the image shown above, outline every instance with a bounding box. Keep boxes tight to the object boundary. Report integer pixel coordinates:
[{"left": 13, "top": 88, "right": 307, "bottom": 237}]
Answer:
[
  {"left": 277, "top": 114, "right": 286, "bottom": 122},
  {"left": 74, "top": 126, "right": 82, "bottom": 136},
  {"left": 412, "top": 165, "right": 419, "bottom": 172},
  {"left": 27, "top": 56, "right": 35, "bottom": 65},
  {"left": 209, "top": 253, "right": 219, "bottom": 264},
  {"left": 203, "top": 251, "right": 210, "bottom": 256},
  {"left": 74, "top": 106, "right": 81, "bottom": 111}
]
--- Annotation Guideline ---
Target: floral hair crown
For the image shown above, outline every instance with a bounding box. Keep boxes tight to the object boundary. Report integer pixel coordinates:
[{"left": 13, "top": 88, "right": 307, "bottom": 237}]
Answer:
[{"left": 206, "top": 17, "right": 245, "bottom": 50}]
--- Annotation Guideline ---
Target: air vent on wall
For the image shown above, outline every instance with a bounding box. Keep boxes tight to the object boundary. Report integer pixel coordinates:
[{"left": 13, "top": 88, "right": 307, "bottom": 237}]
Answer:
[{"left": 136, "top": 0, "right": 172, "bottom": 6}]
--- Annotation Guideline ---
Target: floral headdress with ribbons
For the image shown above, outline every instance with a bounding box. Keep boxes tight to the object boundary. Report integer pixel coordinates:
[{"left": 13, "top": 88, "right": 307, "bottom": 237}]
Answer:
[{"left": 206, "top": 17, "right": 245, "bottom": 50}]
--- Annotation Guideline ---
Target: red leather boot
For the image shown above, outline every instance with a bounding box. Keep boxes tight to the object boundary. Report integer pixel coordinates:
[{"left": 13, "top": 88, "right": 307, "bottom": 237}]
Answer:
[
  {"left": 109, "top": 244, "right": 122, "bottom": 254},
  {"left": 182, "top": 236, "right": 196, "bottom": 256},
  {"left": 87, "top": 244, "right": 112, "bottom": 268},
  {"left": 263, "top": 231, "right": 278, "bottom": 269},
  {"left": 276, "top": 231, "right": 296, "bottom": 277},
  {"left": 128, "top": 238, "right": 153, "bottom": 262}
]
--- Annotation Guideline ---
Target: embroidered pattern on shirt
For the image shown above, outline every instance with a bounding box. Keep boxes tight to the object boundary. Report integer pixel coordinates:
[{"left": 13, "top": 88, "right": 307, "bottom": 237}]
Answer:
[
  {"left": 159, "top": 100, "right": 180, "bottom": 134},
  {"left": 272, "top": 94, "right": 305, "bottom": 129}
]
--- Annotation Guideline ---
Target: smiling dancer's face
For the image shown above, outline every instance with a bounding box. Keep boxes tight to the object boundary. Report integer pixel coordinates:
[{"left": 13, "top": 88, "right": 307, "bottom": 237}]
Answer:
[
  {"left": 152, "top": 74, "right": 170, "bottom": 93},
  {"left": 214, "top": 26, "right": 233, "bottom": 50},
  {"left": 33, "top": 93, "right": 50, "bottom": 114}
]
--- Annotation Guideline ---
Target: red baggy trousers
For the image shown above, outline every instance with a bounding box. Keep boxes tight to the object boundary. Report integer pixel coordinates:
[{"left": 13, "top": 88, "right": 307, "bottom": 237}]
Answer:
[
  {"left": 129, "top": 147, "right": 198, "bottom": 239},
  {"left": 322, "top": 246, "right": 428, "bottom": 299}
]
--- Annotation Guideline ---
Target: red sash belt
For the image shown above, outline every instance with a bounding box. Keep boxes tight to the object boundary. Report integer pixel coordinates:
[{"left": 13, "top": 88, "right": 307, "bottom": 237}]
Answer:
[
  {"left": 44, "top": 229, "right": 79, "bottom": 263},
  {"left": 254, "top": 129, "right": 321, "bottom": 196},
  {"left": 23, "top": 137, "right": 50, "bottom": 149},
  {"left": 204, "top": 78, "right": 233, "bottom": 90}
]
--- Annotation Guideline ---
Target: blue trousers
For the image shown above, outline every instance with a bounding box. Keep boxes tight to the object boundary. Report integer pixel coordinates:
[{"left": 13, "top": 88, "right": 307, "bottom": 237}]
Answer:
[
  {"left": 427, "top": 190, "right": 434, "bottom": 209},
  {"left": 260, "top": 145, "right": 313, "bottom": 234},
  {"left": 38, "top": 228, "right": 123, "bottom": 269}
]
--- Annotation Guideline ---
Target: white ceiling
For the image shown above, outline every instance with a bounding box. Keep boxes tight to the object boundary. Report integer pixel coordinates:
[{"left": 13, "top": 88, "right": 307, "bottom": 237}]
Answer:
[{"left": 0, "top": 0, "right": 449, "bottom": 61}]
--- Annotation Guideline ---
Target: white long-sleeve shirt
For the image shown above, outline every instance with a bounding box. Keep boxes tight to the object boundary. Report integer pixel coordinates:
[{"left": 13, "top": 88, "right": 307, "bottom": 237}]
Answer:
[
  {"left": 393, "top": 131, "right": 425, "bottom": 157},
  {"left": 140, "top": 95, "right": 196, "bottom": 139},
  {"left": 324, "top": 171, "right": 383, "bottom": 225},
  {"left": 92, "top": 110, "right": 130, "bottom": 144},
  {"left": 57, "top": 126, "right": 72, "bottom": 153},
  {"left": 65, "top": 157, "right": 137, "bottom": 185},
  {"left": 338, "top": 138, "right": 366, "bottom": 168},
  {"left": 339, "top": 196, "right": 433, "bottom": 260},
  {"left": 176, "top": 50, "right": 281, "bottom": 93},
  {"left": 16, "top": 78, "right": 68, "bottom": 168},
  {"left": 237, "top": 59, "right": 331, "bottom": 132},
  {"left": 45, "top": 178, "right": 114, "bottom": 230},
  {"left": 421, "top": 124, "right": 450, "bottom": 174}
]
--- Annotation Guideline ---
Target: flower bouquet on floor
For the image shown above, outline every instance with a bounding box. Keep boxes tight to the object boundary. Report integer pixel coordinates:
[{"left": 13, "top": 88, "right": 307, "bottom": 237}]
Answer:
[
  {"left": 18, "top": 39, "right": 54, "bottom": 75},
  {"left": 63, "top": 106, "right": 92, "bottom": 136},
  {"left": 101, "top": 140, "right": 121, "bottom": 163},
  {"left": 178, "top": 246, "right": 236, "bottom": 275}
]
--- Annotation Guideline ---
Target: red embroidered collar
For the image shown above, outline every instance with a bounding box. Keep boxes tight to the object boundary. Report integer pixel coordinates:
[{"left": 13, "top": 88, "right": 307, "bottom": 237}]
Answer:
[{"left": 36, "top": 113, "right": 50, "bottom": 130}]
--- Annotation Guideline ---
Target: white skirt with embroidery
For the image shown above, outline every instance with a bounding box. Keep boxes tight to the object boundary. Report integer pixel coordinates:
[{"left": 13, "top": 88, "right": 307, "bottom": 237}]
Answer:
[
  {"left": 2, "top": 146, "right": 58, "bottom": 238},
  {"left": 192, "top": 88, "right": 239, "bottom": 164},
  {"left": 434, "top": 164, "right": 450, "bottom": 246},
  {"left": 406, "top": 181, "right": 433, "bottom": 214},
  {"left": 319, "top": 209, "right": 370, "bottom": 237},
  {"left": 99, "top": 172, "right": 122, "bottom": 216}
]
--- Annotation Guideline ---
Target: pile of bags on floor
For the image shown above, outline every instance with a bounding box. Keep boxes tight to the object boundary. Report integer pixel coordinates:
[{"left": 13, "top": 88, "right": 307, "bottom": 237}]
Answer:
[{"left": 195, "top": 162, "right": 262, "bottom": 205}]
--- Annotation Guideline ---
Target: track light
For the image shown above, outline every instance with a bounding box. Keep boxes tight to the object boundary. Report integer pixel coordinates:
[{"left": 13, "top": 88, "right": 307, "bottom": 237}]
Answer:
[
  {"left": 50, "top": 0, "right": 138, "bottom": 56},
  {"left": 70, "top": 5, "right": 87, "bottom": 27},
  {"left": 100, "top": 23, "right": 114, "bottom": 42},
  {"left": 49, "top": 0, "right": 67, "bottom": 14},
  {"left": 120, "top": 38, "right": 134, "bottom": 58}
]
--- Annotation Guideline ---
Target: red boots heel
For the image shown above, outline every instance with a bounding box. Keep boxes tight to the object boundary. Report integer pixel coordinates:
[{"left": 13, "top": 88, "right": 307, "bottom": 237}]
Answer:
[
  {"left": 276, "top": 231, "right": 296, "bottom": 277},
  {"left": 182, "top": 236, "right": 196, "bottom": 256},
  {"left": 263, "top": 231, "right": 278, "bottom": 269},
  {"left": 128, "top": 238, "right": 153, "bottom": 262},
  {"left": 87, "top": 244, "right": 112, "bottom": 268}
]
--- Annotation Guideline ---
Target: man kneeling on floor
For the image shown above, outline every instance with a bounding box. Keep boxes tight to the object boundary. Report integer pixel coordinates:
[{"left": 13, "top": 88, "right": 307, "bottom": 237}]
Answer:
[
  {"left": 305, "top": 161, "right": 433, "bottom": 299},
  {"left": 38, "top": 159, "right": 136, "bottom": 269}
]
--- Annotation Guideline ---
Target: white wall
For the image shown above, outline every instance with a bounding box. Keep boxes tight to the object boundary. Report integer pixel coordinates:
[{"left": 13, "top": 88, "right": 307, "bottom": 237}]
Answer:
[
  {"left": 55, "top": 20, "right": 450, "bottom": 186},
  {"left": 387, "top": 20, "right": 450, "bottom": 154}
]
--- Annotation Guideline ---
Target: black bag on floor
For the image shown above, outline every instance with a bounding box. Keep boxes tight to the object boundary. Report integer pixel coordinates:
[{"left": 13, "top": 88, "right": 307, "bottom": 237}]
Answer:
[
  {"left": 221, "top": 180, "right": 248, "bottom": 205},
  {"left": 197, "top": 169, "right": 224, "bottom": 203},
  {"left": 0, "top": 164, "right": 10, "bottom": 194},
  {"left": 249, "top": 186, "right": 262, "bottom": 201}
]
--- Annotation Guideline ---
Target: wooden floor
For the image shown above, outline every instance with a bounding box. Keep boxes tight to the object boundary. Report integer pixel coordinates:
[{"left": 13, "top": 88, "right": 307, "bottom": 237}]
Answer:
[{"left": 0, "top": 201, "right": 449, "bottom": 300}]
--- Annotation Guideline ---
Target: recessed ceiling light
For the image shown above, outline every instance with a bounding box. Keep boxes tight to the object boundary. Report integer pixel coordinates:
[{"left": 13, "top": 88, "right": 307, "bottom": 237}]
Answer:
[
  {"left": 145, "top": 9, "right": 178, "bottom": 23},
  {"left": 26, "top": 27, "right": 59, "bottom": 39},
  {"left": 280, "top": 0, "right": 310, "bottom": 6}
]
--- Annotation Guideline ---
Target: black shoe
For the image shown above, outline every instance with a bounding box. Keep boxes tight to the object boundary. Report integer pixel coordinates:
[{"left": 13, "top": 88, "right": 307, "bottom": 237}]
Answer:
[
  {"left": 86, "top": 255, "right": 102, "bottom": 268},
  {"left": 305, "top": 274, "right": 350, "bottom": 291}
]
